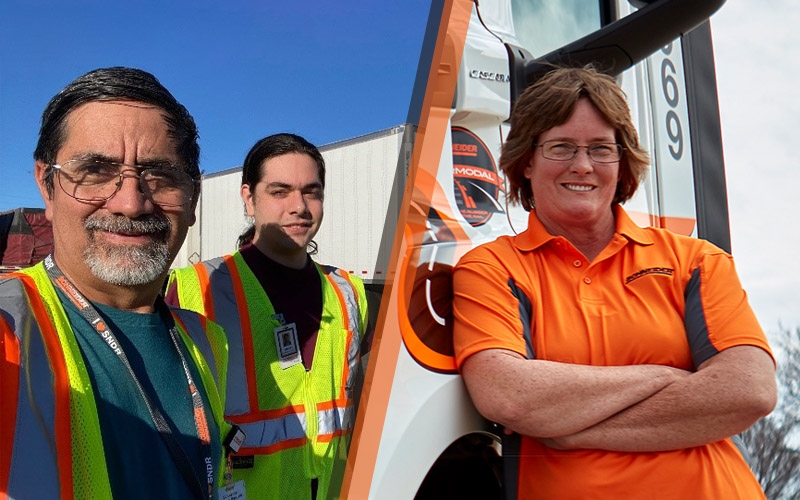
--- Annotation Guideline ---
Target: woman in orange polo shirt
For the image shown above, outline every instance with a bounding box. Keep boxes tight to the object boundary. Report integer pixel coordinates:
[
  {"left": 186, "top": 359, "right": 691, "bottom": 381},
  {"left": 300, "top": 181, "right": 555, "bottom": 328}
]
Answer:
[{"left": 452, "top": 66, "right": 776, "bottom": 499}]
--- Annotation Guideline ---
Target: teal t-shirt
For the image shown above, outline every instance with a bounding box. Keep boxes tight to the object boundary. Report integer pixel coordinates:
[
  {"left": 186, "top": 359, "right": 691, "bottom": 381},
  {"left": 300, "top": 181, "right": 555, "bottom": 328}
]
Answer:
[{"left": 59, "top": 291, "right": 221, "bottom": 500}]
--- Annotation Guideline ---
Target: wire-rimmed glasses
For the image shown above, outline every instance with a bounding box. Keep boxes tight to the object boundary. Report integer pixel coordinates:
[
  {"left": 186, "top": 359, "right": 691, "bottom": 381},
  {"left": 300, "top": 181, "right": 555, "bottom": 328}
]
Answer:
[
  {"left": 50, "top": 159, "right": 197, "bottom": 207},
  {"left": 533, "top": 141, "right": 624, "bottom": 163}
]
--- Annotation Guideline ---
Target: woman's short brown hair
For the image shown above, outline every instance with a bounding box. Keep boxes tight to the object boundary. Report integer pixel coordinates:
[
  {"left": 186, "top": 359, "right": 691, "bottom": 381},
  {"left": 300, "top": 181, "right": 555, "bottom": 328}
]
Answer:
[{"left": 500, "top": 66, "right": 649, "bottom": 211}]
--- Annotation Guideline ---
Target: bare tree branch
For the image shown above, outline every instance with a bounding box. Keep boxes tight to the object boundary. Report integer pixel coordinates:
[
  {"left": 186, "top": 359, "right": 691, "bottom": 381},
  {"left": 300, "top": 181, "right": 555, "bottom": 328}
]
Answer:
[{"left": 743, "top": 326, "right": 800, "bottom": 500}]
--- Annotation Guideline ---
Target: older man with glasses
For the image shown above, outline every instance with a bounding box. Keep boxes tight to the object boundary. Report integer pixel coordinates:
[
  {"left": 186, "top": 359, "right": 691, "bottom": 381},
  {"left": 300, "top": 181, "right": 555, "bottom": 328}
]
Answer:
[{"left": 1, "top": 67, "right": 232, "bottom": 499}]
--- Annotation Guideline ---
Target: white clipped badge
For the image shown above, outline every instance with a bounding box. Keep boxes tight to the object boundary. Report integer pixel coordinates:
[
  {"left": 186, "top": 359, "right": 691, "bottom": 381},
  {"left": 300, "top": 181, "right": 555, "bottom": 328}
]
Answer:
[
  {"left": 274, "top": 322, "right": 302, "bottom": 369},
  {"left": 220, "top": 480, "right": 246, "bottom": 500}
]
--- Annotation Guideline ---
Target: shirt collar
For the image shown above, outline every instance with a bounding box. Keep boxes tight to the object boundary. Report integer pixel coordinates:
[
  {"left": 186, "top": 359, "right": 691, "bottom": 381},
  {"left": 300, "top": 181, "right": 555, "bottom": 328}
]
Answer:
[
  {"left": 514, "top": 205, "right": 654, "bottom": 252},
  {"left": 614, "top": 205, "right": 654, "bottom": 246}
]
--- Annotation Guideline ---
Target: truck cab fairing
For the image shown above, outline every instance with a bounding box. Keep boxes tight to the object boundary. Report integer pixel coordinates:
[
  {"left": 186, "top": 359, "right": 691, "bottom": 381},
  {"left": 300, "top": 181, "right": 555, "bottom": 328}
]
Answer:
[{"left": 348, "top": 0, "right": 730, "bottom": 497}]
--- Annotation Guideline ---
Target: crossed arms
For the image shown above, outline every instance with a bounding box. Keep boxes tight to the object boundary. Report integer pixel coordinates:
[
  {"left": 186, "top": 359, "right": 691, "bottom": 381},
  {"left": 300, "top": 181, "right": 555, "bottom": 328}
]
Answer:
[{"left": 461, "top": 344, "right": 776, "bottom": 452}]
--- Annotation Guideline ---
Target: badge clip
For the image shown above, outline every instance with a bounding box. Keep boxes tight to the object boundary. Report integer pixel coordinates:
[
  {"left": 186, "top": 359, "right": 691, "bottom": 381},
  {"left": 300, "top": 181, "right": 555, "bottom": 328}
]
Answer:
[{"left": 224, "top": 424, "right": 246, "bottom": 455}]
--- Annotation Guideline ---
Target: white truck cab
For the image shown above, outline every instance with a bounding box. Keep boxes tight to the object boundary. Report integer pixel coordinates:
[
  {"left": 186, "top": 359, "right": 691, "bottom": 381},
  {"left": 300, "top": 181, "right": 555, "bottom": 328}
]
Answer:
[{"left": 342, "top": 0, "right": 731, "bottom": 497}]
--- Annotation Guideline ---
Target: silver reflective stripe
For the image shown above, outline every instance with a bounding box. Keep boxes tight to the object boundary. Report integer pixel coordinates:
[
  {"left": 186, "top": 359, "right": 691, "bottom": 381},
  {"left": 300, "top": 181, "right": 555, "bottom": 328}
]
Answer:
[
  {"left": 317, "top": 405, "right": 355, "bottom": 436},
  {"left": 200, "top": 257, "right": 250, "bottom": 414},
  {"left": 237, "top": 412, "right": 308, "bottom": 449},
  {"left": 0, "top": 276, "right": 62, "bottom": 498},
  {"left": 323, "top": 267, "right": 361, "bottom": 335},
  {"left": 171, "top": 308, "right": 219, "bottom": 387},
  {"left": 322, "top": 266, "right": 363, "bottom": 397}
]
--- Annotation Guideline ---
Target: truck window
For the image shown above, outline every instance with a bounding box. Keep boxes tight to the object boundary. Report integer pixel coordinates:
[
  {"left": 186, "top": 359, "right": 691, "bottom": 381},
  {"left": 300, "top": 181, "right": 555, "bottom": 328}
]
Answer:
[{"left": 510, "top": 0, "right": 605, "bottom": 57}]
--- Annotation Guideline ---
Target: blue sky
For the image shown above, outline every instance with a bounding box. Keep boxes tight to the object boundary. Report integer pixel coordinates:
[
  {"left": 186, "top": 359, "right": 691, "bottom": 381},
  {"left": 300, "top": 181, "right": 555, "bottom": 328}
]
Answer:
[
  {"left": 0, "top": 0, "right": 430, "bottom": 211},
  {"left": 1, "top": 1, "right": 798, "bottom": 331}
]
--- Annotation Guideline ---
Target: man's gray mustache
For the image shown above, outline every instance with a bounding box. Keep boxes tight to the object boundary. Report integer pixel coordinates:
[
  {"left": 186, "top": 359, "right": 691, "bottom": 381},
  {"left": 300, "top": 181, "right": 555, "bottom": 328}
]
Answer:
[{"left": 84, "top": 215, "right": 171, "bottom": 236}]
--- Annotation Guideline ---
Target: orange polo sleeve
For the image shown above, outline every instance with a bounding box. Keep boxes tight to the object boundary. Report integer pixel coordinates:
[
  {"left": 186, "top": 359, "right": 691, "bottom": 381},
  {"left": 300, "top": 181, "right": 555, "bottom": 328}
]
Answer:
[{"left": 452, "top": 241, "right": 529, "bottom": 369}]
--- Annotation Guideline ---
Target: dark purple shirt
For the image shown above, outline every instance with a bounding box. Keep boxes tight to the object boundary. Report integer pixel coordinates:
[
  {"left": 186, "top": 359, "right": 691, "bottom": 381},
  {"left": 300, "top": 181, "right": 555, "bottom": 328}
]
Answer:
[{"left": 238, "top": 244, "right": 323, "bottom": 370}]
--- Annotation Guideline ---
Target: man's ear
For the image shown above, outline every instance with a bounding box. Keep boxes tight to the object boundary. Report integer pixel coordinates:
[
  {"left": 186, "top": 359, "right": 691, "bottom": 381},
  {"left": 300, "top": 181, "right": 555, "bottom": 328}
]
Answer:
[
  {"left": 241, "top": 183, "right": 255, "bottom": 217},
  {"left": 188, "top": 182, "right": 201, "bottom": 226},
  {"left": 34, "top": 161, "right": 56, "bottom": 222}
]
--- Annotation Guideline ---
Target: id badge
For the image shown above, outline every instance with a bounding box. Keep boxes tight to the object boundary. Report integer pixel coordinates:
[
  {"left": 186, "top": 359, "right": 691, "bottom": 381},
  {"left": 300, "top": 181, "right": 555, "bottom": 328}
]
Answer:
[
  {"left": 220, "top": 480, "right": 246, "bottom": 500},
  {"left": 274, "top": 322, "right": 302, "bottom": 369}
]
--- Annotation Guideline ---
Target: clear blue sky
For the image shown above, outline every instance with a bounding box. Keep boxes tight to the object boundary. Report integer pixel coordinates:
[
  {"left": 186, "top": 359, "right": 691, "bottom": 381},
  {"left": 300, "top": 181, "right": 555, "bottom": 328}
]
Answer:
[{"left": 0, "top": 0, "right": 431, "bottom": 211}]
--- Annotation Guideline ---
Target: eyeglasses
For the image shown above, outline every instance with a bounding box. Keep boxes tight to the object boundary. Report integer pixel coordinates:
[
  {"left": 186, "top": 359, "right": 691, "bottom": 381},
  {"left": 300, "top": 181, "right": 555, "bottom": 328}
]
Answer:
[
  {"left": 50, "top": 159, "right": 197, "bottom": 207},
  {"left": 533, "top": 141, "right": 624, "bottom": 163}
]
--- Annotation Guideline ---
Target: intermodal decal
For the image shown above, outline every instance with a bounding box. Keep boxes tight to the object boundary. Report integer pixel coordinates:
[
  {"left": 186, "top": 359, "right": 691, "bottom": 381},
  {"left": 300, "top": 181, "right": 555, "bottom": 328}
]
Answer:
[{"left": 451, "top": 127, "right": 504, "bottom": 227}]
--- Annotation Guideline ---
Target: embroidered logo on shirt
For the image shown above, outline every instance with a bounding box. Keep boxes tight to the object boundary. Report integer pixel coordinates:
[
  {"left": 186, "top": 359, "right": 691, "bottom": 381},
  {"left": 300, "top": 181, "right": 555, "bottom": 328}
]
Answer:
[{"left": 625, "top": 267, "right": 674, "bottom": 284}]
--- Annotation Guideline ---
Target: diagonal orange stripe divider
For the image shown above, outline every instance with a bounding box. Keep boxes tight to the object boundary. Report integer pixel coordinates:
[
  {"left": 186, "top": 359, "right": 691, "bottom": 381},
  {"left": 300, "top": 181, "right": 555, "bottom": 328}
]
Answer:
[{"left": 339, "top": 1, "right": 473, "bottom": 498}]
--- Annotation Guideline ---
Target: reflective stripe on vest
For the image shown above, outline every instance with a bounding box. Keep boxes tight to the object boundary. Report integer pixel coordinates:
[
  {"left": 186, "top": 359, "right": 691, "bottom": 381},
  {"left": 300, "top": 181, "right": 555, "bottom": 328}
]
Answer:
[
  {"left": 235, "top": 408, "right": 309, "bottom": 454},
  {"left": 187, "top": 255, "right": 252, "bottom": 415},
  {"left": 321, "top": 266, "right": 363, "bottom": 404},
  {"left": 171, "top": 309, "right": 221, "bottom": 391},
  {"left": 317, "top": 401, "right": 356, "bottom": 443}
]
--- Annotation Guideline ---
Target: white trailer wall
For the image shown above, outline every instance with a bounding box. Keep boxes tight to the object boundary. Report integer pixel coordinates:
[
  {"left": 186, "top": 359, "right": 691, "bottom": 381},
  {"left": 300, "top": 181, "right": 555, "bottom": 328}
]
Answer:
[
  {"left": 172, "top": 168, "right": 250, "bottom": 270},
  {"left": 315, "top": 125, "right": 411, "bottom": 282}
]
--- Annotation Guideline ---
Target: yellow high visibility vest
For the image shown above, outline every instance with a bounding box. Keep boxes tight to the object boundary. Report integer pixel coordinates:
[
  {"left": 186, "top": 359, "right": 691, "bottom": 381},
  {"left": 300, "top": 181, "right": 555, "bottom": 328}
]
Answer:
[
  {"left": 0, "top": 263, "right": 228, "bottom": 500},
  {"left": 169, "top": 252, "right": 368, "bottom": 500}
]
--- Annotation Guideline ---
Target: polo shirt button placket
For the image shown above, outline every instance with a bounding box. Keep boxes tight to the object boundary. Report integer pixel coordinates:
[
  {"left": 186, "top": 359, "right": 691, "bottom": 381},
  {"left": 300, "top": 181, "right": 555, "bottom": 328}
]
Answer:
[{"left": 583, "top": 276, "right": 592, "bottom": 285}]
